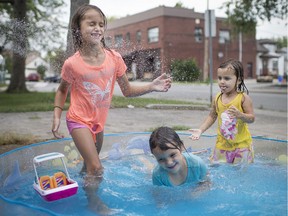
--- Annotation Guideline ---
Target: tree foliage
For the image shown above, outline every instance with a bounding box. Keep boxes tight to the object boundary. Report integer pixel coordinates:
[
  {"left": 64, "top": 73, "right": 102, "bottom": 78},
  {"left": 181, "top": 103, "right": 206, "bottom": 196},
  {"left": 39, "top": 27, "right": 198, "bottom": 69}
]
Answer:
[
  {"left": 0, "top": 0, "right": 66, "bottom": 93},
  {"left": 274, "top": 36, "right": 288, "bottom": 49},
  {"left": 0, "top": 0, "right": 66, "bottom": 53},
  {"left": 37, "top": 65, "right": 47, "bottom": 79},
  {"left": 171, "top": 59, "right": 201, "bottom": 82},
  {"left": 223, "top": 0, "right": 288, "bottom": 34}
]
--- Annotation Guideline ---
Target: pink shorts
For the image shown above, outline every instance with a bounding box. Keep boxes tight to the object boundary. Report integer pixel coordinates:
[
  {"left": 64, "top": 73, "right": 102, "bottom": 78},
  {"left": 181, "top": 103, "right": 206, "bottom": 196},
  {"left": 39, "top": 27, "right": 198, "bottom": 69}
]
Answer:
[
  {"left": 210, "top": 146, "right": 254, "bottom": 164},
  {"left": 66, "top": 119, "right": 87, "bottom": 134},
  {"left": 66, "top": 119, "right": 98, "bottom": 142}
]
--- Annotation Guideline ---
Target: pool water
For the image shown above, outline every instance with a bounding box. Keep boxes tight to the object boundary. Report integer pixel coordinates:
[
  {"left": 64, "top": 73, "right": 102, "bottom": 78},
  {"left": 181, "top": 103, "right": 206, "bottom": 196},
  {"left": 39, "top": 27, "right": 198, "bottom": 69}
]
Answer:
[{"left": 0, "top": 134, "right": 287, "bottom": 216}]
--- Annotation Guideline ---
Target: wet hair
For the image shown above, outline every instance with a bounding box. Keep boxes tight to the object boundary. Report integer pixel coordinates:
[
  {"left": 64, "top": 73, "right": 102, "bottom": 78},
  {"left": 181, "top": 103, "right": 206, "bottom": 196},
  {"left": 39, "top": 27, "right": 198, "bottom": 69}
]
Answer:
[
  {"left": 71, "top": 4, "right": 108, "bottom": 51},
  {"left": 218, "top": 58, "right": 249, "bottom": 94},
  {"left": 149, "top": 126, "right": 185, "bottom": 153}
]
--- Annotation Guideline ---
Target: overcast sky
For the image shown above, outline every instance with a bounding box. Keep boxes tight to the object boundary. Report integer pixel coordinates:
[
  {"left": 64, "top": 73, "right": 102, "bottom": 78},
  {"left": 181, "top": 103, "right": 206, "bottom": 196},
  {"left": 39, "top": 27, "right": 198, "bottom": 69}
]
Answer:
[{"left": 62, "top": 0, "right": 287, "bottom": 40}]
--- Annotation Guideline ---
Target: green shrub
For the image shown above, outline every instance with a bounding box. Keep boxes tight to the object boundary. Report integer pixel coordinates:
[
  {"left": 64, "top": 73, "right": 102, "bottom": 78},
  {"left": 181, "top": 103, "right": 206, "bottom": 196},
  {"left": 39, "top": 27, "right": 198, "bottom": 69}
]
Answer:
[{"left": 171, "top": 58, "right": 201, "bottom": 82}]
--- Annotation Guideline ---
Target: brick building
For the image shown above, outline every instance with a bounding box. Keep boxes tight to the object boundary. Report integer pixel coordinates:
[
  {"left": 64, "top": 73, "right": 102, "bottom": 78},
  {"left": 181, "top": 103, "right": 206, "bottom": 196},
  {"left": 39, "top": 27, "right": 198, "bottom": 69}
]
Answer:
[{"left": 106, "top": 6, "right": 257, "bottom": 80}]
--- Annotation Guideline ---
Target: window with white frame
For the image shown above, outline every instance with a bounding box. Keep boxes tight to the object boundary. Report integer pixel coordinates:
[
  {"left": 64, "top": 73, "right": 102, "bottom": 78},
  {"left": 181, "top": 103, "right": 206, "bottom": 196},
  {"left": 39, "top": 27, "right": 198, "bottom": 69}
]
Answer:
[
  {"left": 114, "top": 35, "right": 123, "bottom": 47},
  {"left": 194, "top": 27, "right": 203, "bottom": 42},
  {"left": 219, "top": 30, "right": 230, "bottom": 44},
  {"left": 136, "top": 30, "right": 141, "bottom": 43},
  {"left": 105, "top": 37, "right": 112, "bottom": 47},
  {"left": 126, "top": 32, "right": 130, "bottom": 43},
  {"left": 272, "top": 60, "right": 278, "bottom": 71},
  {"left": 148, "top": 27, "right": 159, "bottom": 43}
]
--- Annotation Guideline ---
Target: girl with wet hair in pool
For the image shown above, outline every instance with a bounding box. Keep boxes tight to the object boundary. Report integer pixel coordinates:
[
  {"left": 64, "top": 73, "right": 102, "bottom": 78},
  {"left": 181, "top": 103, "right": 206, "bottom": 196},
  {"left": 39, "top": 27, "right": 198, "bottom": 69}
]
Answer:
[
  {"left": 149, "top": 126, "right": 208, "bottom": 186},
  {"left": 51, "top": 4, "right": 171, "bottom": 180},
  {"left": 190, "top": 59, "right": 255, "bottom": 164}
]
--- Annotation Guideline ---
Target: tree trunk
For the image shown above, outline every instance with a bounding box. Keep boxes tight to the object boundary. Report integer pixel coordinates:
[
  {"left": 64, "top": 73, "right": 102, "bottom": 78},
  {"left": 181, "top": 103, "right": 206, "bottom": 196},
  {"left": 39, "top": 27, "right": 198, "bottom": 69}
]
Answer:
[
  {"left": 66, "top": 0, "right": 89, "bottom": 58},
  {"left": 6, "top": 0, "right": 28, "bottom": 93}
]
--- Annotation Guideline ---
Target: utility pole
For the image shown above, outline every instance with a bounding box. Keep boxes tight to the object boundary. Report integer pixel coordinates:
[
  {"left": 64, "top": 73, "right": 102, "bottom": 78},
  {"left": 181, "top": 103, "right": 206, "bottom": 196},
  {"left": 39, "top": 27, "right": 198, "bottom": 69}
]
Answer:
[
  {"left": 205, "top": 0, "right": 216, "bottom": 105},
  {"left": 239, "top": 31, "right": 242, "bottom": 61},
  {"left": 208, "top": 10, "right": 213, "bottom": 104}
]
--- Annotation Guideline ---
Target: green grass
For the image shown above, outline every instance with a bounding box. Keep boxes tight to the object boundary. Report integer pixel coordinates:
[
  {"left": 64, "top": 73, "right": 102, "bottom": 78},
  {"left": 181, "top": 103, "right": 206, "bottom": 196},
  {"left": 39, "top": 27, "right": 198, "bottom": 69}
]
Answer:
[
  {"left": 147, "top": 125, "right": 191, "bottom": 132},
  {"left": 111, "top": 95, "right": 196, "bottom": 108},
  {"left": 0, "top": 92, "right": 69, "bottom": 112},
  {"left": 0, "top": 132, "right": 43, "bottom": 146},
  {"left": 0, "top": 92, "right": 198, "bottom": 113}
]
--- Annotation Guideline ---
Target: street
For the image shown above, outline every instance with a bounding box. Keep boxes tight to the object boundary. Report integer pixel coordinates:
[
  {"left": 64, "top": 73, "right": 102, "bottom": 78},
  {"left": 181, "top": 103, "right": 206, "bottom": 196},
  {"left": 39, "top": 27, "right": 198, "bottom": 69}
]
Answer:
[
  {"left": 27, "top": 80, "right": 287, "bottom": 112},
  {"left": 114, "top": 80, "right": 287, "bottom": 112}
]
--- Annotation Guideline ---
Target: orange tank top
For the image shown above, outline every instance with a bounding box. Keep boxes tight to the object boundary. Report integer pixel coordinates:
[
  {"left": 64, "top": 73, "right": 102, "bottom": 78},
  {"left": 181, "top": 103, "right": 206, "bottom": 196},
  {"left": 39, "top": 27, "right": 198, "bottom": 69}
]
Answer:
[{"left": 61, "top": 49, "right": 127, "bottom": 136}]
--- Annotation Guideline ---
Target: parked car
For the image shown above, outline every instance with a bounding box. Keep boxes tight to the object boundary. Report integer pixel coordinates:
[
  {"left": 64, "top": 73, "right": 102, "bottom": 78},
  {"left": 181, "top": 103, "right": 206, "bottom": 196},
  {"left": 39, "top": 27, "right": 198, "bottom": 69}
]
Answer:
[
  {"left": 26, "top": 73, "right": 40, "bottom": 82},
  {"left": 44, "top": 75, "right": 61, "bottom": 83}
]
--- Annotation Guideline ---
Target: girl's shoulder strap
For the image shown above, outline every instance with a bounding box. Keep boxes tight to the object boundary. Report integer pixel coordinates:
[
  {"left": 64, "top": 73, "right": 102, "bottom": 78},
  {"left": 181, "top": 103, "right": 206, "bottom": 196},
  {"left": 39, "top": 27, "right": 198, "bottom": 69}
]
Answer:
[
  {"left": 215, "top": 92, "right": 222, "bottom": 99},
  {"left": 215, "top": 92, "right": 222, "bottom": 113},
  {"left": 239, "top": 92, "right": 248, "bottom": 106}
]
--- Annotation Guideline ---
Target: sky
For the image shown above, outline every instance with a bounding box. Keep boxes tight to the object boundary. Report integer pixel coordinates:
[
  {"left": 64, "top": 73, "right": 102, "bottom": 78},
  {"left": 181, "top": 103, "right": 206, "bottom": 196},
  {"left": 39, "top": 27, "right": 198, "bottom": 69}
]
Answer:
[{"left": 61, "top": 0, "right": 287, "bottom": 39}]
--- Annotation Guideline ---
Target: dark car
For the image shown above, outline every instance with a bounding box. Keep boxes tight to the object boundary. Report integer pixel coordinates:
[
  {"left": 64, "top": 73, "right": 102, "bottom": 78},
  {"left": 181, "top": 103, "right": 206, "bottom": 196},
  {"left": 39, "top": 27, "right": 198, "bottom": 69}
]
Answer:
[
  {"left": 26, "top": 73, "right": 40, "bottom": 82},
  {"left": 44, "top": 75, "right": 61, "bottom": 83}
]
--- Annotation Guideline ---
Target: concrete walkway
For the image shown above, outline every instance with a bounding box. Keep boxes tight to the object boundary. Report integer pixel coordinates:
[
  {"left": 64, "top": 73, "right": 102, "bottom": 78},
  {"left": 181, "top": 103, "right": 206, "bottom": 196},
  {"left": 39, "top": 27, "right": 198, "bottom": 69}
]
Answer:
[
  {"left": 0, "top": 79, "right": 287, "bottom": 154},
  {"left": 0, "top": 106, "right": 286, "bottom": 153}
]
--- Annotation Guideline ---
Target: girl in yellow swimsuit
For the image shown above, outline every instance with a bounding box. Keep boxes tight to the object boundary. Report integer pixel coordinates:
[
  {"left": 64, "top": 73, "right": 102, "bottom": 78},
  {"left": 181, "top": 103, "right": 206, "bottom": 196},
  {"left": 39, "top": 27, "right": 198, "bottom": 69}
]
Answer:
[{"left": 190, "top": 59, "right": 255, "bottom": 164}]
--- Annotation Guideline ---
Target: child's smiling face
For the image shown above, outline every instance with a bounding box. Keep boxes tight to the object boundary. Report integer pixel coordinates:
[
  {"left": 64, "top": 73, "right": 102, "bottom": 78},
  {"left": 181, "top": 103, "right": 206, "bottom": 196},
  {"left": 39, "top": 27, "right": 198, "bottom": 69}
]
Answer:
[
  {"left": 152, "top": 143, "right": 185, "bottom": 174},
  {"left": 80, "top": 9, "right": 105, "bottom": 46},
  {"left": 217, "top": 67, "right": 239, "bottom": 94}
]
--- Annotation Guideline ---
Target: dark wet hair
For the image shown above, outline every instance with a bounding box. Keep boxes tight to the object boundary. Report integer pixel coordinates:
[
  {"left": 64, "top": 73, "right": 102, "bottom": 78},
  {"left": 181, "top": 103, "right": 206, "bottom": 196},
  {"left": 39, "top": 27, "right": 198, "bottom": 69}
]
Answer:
[
  {"left": 71, "top": 4, "right": 108, "bottom": 51},
  {"left": 218, "top": 58, "right": 249, "bottom": 94},
  {"left": 149, "top": 126, "right": 184, "bottom": 153}
]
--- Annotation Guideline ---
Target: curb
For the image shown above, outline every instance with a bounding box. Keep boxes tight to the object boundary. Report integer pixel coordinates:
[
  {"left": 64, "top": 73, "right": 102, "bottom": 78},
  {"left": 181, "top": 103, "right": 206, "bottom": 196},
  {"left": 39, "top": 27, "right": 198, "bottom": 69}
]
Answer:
[
  {"left": 145, "top": 104, "right": 210, "bottom": 110},
  {"left": 250, "top": 89, "right": 287, "bottom": 95}
]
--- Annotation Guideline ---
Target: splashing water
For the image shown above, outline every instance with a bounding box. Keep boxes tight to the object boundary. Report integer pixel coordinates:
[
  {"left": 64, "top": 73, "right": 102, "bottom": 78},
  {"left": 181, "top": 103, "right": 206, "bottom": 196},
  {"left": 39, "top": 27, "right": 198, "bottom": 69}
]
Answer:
[{"left": 0, "top": 134, "right": 287, "bottom": 216}]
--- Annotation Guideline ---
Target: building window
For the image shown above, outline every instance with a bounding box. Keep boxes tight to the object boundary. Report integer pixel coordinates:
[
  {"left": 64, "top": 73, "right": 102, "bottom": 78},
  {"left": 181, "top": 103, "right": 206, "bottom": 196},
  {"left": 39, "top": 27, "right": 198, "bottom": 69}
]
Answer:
[
  {"left": 219, "top": 30, "right": 230, "bottom": 44},
  {"left": 114, "top": 34, "right": 123, "bottom": 48},
  {"left": 194, "top": 27, "right": 203, "bottom": 42},
  {"left": 126, "top": 32, "right": 130, "bottom": 43},
  {"left": 272, "top": 60, "right": 278, "bottom": 71},
  {"left": 105, "top": 37, "right": 112, "bottom": 47},
  {"left": 272, "top": 60, "right": 278, "bottom": 75},
  {"left": 136, "top": 30, "right": 142, "bottom": 43},
  {"left": 148, "top": 27, "right": 159, "bottom": 43}
]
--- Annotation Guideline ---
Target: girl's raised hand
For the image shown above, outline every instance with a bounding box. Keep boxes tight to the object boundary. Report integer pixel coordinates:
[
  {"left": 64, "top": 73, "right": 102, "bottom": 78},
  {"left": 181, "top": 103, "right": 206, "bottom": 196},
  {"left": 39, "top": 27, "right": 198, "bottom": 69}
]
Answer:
[
  {"left": 227, "top": 105, "right": 241, "bottom": 119},
  {"left": 189, "top": 129, "right": 202, "bottom": 140},
  {"left": 151, "top": 73, "right": 172, "bottom": 92}
]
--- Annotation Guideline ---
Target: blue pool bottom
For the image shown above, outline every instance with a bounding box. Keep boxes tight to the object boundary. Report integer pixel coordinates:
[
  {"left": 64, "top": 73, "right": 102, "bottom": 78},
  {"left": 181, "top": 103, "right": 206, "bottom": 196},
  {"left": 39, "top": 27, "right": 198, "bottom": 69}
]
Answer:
[{"left": 0, "top": 133, "right": 287, "bottom": 216}]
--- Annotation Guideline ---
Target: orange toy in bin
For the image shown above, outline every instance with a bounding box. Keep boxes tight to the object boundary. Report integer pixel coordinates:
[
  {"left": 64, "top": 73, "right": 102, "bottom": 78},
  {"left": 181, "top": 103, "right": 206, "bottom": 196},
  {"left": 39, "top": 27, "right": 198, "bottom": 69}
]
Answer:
[
  {"left": 52, "top": 172, "right": 67, "bottom": 187},
  {"left": 39, "top": 176, "right": 54, "bottom": 190}
]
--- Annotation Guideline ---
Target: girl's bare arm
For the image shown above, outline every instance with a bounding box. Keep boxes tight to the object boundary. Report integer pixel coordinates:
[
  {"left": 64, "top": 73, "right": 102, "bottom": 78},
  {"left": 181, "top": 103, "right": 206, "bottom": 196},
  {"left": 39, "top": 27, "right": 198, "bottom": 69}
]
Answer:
[
  {"left": 117, "top": 73, "right": 172, "bottom": 97},
  {"left": 189, "top": 101, "right": 218, "bottom": 140},
  {"left": 52, "top": 79, "right": 70, "bottom": 138},
  {"left": 228, "top": 93, "right": 255, "bottom": 123}
]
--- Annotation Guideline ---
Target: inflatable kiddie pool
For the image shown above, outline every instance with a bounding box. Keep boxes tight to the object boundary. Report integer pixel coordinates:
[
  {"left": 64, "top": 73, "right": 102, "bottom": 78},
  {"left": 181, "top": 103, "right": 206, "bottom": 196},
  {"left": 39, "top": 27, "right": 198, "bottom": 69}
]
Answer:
[{"left": 0, "top": 132, "right": 287, "bottom": 216}]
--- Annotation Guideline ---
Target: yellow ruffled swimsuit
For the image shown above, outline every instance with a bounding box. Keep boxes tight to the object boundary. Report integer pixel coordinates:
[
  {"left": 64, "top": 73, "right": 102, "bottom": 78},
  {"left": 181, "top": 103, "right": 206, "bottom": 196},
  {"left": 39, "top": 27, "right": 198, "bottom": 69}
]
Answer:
[{"left": 210, "top": 92, "right": 254, "bottom": 164}]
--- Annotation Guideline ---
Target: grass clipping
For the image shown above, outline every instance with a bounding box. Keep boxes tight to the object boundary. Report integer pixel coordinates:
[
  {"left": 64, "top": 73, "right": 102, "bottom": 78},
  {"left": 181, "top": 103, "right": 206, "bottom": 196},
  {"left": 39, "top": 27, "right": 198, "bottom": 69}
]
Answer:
[{"left": 0, "top": 132, "right": 43, "bottom": 146}]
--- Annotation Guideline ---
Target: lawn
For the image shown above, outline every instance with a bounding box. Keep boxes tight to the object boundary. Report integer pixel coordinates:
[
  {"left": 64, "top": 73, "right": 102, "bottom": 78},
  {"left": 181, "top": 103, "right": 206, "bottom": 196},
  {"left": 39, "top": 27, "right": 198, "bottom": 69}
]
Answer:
[{"left": 0, "top": 92, "right": 198, "bottom": 112}]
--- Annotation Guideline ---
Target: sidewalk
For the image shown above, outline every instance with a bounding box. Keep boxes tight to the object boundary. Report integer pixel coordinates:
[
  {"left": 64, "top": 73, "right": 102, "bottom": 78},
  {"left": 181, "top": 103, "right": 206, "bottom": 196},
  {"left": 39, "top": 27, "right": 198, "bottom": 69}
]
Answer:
[{"left": 0, "top": 107, "right": 286, "bottom": 154}]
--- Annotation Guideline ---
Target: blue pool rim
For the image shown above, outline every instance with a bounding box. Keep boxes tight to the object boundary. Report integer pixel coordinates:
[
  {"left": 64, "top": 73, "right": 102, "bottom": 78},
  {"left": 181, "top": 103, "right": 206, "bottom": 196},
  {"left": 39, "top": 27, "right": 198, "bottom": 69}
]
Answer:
[{"left": 0, "top": 132, "right": 287, "bottom": 158}]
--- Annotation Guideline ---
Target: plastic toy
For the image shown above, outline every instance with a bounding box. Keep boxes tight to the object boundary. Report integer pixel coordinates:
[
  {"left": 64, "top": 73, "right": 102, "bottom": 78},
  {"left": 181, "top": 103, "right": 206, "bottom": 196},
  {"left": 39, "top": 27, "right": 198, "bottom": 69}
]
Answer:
[{"left": 33, "top": 152, "right": 78, "bottom": 202}]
